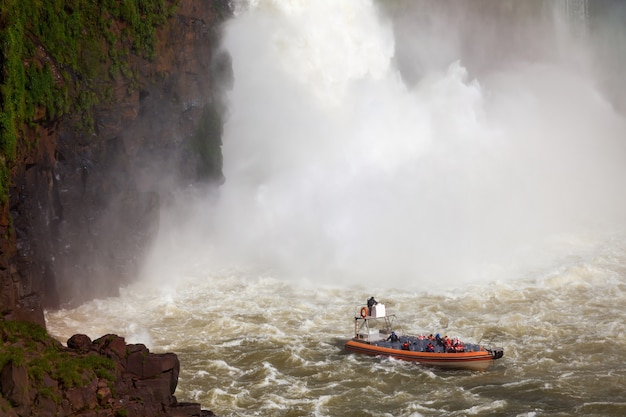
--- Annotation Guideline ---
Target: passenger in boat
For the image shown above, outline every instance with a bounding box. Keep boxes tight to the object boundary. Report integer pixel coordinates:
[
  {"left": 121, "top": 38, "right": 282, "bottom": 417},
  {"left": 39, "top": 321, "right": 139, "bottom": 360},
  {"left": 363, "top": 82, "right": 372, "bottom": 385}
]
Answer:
[
  {"left": 367, "top": 296, "right": 378, "bottom": 315},
  {"left": 426, "top": 342, "right": 435, "bottom": 352},
  {"left": 386, "top": 331, "right": 399, "bottom": 343},
  {"left": 453, "top": 338, "right": 465, "bottom": 352},
  {"left": 442, "top": 336, "right": 457, "bottom": 352},
  {"left": 454, "top": 342, "right": 465, "bottom": 352}
]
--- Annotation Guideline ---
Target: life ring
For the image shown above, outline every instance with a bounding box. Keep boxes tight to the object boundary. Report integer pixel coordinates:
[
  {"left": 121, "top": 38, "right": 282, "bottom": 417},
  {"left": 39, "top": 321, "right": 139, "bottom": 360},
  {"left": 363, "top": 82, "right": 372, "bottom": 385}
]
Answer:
[{"left": 360, "top": 307, "right": 368, "bottom": 318}]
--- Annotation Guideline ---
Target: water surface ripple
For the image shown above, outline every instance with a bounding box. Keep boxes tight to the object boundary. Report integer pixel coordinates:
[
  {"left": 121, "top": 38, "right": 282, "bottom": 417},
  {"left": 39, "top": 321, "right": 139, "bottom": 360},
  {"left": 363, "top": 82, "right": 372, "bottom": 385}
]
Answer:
[{"left": 47, "top": 246, "right": 626, "bottom": 416}]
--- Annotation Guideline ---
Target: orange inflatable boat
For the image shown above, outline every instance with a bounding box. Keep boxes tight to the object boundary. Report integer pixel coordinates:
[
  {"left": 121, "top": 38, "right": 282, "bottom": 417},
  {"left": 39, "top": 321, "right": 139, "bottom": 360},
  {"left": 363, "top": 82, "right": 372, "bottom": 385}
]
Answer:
[{"left": 344, "top": 303, "right": 503, "bottom": 371}]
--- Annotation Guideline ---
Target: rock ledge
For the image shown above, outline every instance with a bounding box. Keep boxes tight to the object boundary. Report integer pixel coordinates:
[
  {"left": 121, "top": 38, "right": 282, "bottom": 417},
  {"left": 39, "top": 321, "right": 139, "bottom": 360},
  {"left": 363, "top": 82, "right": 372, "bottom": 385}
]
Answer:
[{"left": 0, "top": 322, "right": 215, "bottom": 417}]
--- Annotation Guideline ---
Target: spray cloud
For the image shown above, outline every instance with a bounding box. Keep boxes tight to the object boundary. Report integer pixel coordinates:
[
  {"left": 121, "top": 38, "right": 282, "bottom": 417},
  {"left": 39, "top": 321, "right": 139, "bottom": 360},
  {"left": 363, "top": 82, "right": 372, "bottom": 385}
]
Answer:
[{"left": 144, "top": 0, "right": 626, "bottom": 290}]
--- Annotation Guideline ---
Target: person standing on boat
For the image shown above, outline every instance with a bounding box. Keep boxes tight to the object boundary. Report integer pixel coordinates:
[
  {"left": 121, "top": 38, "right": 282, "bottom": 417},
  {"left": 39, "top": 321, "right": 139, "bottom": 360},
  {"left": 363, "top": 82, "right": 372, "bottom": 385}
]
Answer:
[
  {"left": 367, "top": 296, "right": 378, "bottom": 315},
  {"left": 387, "top": 331, "right": 399, "bottom": 343}
]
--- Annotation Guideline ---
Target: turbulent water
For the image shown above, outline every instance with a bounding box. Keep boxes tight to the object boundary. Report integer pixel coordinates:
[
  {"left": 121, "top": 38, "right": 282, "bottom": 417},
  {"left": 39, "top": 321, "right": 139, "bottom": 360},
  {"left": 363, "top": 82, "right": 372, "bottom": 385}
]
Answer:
[
  {"left": 46, "top": 250, "right": 626, "bottom": 416},
  {"left": 46, "top": 1, "right": 626, "bottom": 416}
]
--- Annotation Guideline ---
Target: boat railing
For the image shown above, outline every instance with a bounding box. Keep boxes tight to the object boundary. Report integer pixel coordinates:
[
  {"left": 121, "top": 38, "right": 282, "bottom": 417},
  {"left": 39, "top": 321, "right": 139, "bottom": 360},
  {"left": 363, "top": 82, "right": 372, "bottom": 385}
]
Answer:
[
  {"left": 353, "top": 303, "right": 389, "bottom": 319},
  {"left": 480, "top": 335, "right": 504, "bottom": 353},
  {"left": 352, "top": 304, "right": 397, "bottom": 341}
]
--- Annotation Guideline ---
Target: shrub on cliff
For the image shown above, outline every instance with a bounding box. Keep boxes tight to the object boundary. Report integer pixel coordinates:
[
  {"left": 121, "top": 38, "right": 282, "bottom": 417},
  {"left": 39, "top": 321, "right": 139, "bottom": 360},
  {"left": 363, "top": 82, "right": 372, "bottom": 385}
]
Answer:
[
  {"left": 0, "top": 0, "right": 178, "bottom": 203},
  {"left": 0, "top": 319, "right": 115, "bottom": 414},
  {"left": 0, "top": 319, "right": 205, "bottom": 417}
]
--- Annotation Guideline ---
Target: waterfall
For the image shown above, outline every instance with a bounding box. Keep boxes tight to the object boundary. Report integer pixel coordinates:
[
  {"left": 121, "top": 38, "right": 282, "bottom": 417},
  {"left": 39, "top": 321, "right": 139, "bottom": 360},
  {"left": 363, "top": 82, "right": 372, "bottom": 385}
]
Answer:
[{"left": 556, "top": 0, "right": 588, "bottom": 34}]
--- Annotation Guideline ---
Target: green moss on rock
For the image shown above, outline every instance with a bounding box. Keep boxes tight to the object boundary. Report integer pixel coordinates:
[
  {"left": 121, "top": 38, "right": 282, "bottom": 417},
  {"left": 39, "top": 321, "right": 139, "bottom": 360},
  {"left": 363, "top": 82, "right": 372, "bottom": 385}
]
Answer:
[
  {"left": 0, "top": 0, "right": 178, "bottom": 203},
  {"left": 0, "top": 319, "right": 115, "bottom": 392}
]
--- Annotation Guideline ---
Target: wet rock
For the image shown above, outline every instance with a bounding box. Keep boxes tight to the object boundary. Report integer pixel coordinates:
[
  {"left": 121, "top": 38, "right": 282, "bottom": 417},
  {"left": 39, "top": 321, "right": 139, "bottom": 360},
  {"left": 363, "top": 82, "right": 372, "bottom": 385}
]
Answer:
[
  {"left": 94, "top": 334, "right": 128, "bottom": 360},
  {"left": 0, "top": 329, "right": 216, "bottom": 417},
  {"left": 0, "top": 0, "right": 231, "bottom": 415},
  {"left": 0, "top": 360, "right": 30, "bottom": 416},
  {"left": 67, "top": 333, "right": 93, "bottom": 352},
  {"left": 2, "top": 0, "right": 231, "bottom": 323}
]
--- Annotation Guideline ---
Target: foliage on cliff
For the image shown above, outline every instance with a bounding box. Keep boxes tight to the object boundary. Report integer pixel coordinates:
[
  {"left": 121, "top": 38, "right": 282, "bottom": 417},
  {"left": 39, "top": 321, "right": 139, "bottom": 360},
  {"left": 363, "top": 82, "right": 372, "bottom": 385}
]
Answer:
[
  {"left": 0, "top": 319, "right": 115, "bottom": 412},
  {"left": 0, "top": 319, "right": 201, "bottom": 417},
  {"left": 0, "top": 0, "right": 178, "bottom": 203}
]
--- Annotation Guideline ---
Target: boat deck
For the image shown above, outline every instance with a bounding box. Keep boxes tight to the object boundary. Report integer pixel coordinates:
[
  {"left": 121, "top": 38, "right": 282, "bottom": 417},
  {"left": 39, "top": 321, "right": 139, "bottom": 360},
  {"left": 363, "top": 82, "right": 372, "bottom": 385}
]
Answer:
[
  {"left": 368, "top": 335, "right": 484, "bottom": 353},
  {"left": 346, "top": 304, "right": 504, "bottom": 369}
]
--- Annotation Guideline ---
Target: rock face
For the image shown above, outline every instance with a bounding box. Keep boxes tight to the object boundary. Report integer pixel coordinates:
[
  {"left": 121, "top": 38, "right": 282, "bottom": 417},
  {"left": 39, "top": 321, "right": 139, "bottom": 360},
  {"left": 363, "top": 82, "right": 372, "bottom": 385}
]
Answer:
[
  {"left": 0, "top": 326, "right": 216, "bottom": 417},
  {"left": 0, "top": 0, "right": 232, "bottom": 322},
  {"left": 0, "top": 2, "right": 231, "bottom": 414}
]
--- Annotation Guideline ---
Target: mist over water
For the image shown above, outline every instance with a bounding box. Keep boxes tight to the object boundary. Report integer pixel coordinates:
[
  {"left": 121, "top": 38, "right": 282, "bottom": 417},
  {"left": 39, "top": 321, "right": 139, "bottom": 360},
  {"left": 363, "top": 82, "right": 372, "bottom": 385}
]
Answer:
[
  {"left": 155, "top": 0, "right": 626, "bottom": 289},
  {"left": 46, "top": 1, "right": 626, "bottom": 416}
]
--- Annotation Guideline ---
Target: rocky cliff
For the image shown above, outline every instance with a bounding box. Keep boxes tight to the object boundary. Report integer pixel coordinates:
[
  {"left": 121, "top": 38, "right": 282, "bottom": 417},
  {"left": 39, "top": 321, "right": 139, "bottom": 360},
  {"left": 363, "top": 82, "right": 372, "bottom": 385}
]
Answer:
[
  {"left": 0, "top": 1, "right": 231, "bottom": 415},
  {"left": 1, "top": 0, "right": 231, "bottom": 322},
  {"left": 1, "top": 320, "right": 215, "bottom": 417}
]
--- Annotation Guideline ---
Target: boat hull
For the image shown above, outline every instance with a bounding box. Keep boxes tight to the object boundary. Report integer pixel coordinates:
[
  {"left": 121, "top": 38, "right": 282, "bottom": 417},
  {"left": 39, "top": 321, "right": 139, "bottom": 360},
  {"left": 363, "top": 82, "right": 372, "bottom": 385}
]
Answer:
[{"left": 345, "top": 339, "right": 497, "bottom": 371}]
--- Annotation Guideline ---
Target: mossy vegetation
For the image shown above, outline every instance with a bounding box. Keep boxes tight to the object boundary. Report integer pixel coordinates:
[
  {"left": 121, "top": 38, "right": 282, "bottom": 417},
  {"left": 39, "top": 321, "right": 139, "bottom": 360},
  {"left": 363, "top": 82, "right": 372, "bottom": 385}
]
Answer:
[
  {"left": 0, "top": 0, "right": 178, "bottom": 203},
  {"left": 0, "top": 318, "right": 115, "bottom": 397}
]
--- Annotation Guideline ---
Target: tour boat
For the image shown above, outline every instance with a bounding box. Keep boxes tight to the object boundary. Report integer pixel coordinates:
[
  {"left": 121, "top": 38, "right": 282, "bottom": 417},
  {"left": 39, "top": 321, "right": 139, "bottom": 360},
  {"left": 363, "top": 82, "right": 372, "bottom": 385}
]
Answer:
[{"left": 344, "top": 303, "right": 504, "bottom": 371}]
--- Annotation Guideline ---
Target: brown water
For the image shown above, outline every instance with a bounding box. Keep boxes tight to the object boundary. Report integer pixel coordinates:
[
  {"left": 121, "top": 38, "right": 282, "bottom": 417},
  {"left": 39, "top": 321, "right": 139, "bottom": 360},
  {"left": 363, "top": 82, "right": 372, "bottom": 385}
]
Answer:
[
  {"left": 46, "top": 239, "right": 626, "bottom": 416},
  {"left": 47, "top": 1, "right": 626, "bottom": 415}
]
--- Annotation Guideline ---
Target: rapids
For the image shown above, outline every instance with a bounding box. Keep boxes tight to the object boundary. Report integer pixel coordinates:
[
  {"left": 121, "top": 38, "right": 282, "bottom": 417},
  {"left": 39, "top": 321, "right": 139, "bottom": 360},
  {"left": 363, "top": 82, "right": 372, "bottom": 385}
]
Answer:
[
  {"left": 46, "top": 0, "right": 626, "bottom": 416},
  {"left": 46, "top": 245, "right": 626, "bottom": 416}
]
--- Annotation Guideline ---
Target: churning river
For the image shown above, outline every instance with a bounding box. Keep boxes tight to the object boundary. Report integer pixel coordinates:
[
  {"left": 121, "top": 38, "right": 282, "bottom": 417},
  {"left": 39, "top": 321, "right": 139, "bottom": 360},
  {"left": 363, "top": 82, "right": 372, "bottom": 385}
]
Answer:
[
  {"left": 46, "top": 245, "right": 626, "bottom": 416},
  {"left": 47, "top": 1, "right": 626, "bottom": 416}
]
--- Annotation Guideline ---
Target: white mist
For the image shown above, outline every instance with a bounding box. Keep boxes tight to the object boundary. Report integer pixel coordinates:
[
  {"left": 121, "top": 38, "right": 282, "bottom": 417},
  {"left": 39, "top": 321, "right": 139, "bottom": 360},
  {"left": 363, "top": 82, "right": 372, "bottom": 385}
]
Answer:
[{"left": 144, "top": 0, "right": 626, "bottom": 290}]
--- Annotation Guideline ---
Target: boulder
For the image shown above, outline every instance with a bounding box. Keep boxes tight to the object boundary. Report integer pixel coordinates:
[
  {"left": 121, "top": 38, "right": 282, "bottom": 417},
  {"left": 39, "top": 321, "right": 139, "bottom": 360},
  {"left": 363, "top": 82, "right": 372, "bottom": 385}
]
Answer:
[
  {"left": 67, "top": 334, "right": 93, "bottom": 352},
  {"left": 63, "top": 333, "right": 212, "bottom": 416}
]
